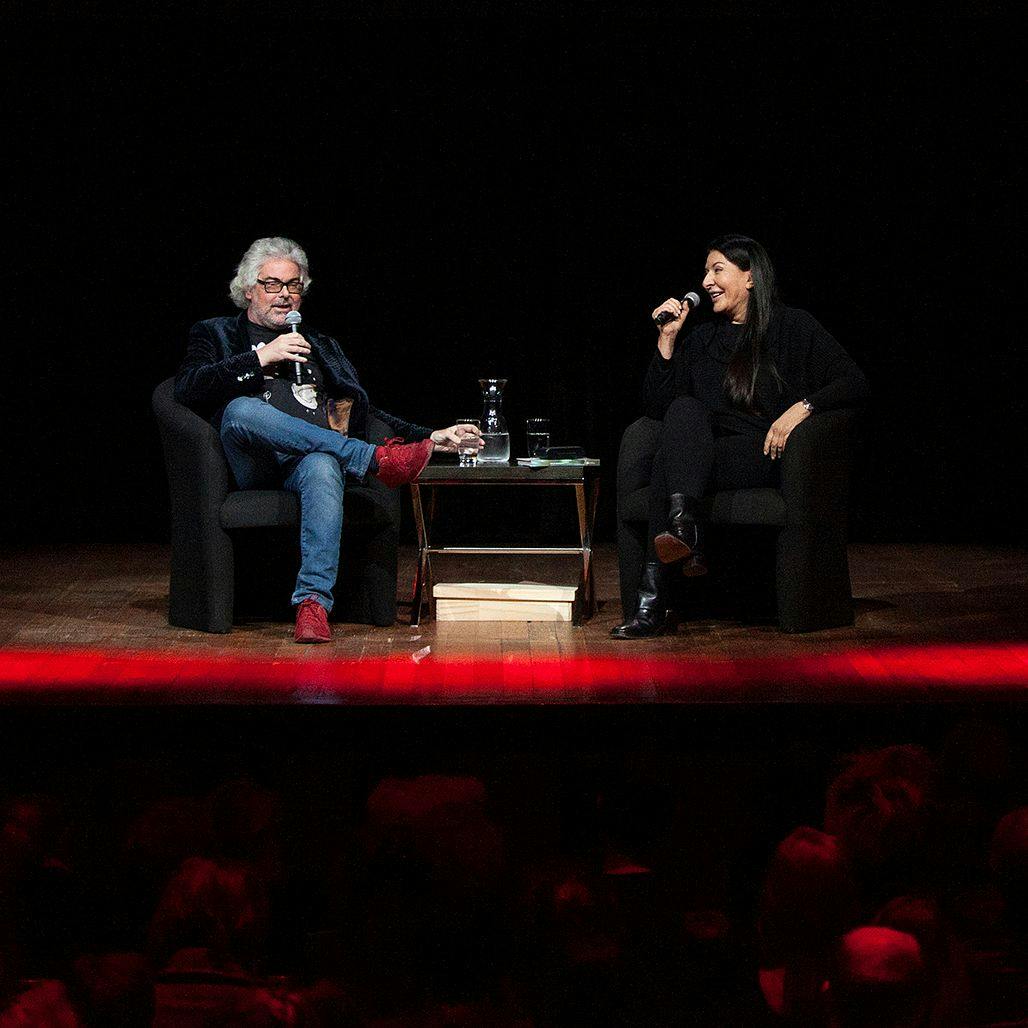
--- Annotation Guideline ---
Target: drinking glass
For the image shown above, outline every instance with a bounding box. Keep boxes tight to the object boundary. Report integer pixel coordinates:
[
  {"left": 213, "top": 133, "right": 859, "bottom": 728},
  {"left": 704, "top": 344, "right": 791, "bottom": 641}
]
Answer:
[
  {"left": 456, "top": 418, "right": 481, "bottom": 467},
  {"left": 526, "top": 418, "right": 550, "bottom": 457}
]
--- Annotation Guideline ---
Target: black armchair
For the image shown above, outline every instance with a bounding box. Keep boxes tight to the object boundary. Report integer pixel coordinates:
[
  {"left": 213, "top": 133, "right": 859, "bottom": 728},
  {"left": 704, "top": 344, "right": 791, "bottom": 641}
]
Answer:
[
  {"left": 152, "top": 378, "right": 401, "bottom": 633},
  {"left": 616, "top": 410, "right": 857, "bottom": 632}
]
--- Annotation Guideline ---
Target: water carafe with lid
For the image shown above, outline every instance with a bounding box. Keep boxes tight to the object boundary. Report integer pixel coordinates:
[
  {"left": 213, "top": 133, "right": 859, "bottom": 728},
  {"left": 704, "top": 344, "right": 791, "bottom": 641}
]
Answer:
[{"left": 477, "top": 378, "right": 510, "bottom": 463}]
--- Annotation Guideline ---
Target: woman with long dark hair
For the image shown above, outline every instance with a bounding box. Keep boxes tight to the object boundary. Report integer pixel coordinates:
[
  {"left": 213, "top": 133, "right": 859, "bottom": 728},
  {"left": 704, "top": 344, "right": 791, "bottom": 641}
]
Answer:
[{"left": 612, "top": 234, "right": 868, "bottom": 638}]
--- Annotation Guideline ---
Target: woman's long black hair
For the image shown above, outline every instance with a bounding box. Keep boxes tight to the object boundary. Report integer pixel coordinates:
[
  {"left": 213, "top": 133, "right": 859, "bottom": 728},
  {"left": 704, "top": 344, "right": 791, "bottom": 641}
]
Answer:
[{"left": 708, "top": 234, "right": 780, "bottom": 410}]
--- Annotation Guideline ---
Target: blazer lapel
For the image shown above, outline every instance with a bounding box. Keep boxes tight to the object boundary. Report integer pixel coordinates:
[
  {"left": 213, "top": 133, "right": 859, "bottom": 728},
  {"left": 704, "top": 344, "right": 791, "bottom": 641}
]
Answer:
[{"left": 310, "top": 330, "right": 353, "bottom": 394}]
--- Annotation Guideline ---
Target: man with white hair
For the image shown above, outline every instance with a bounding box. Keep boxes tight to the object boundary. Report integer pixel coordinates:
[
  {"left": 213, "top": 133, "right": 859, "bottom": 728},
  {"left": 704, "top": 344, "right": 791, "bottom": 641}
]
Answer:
[{"left": 175, "top": 236, "right": 478, "bottom": 643}]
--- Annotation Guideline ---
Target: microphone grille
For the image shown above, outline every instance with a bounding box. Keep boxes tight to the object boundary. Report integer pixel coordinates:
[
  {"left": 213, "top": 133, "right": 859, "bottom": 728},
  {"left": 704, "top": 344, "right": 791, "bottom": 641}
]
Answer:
[
  {"left": 684, "top": 291, "right": 702, "bottom": 309},
  {"left": 285, "top": 310, "right": 302, "bottom": 326}
]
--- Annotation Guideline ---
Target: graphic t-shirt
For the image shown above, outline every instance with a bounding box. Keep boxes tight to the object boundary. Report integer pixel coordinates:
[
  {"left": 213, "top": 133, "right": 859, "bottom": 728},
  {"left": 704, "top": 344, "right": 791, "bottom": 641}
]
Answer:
[{"left": 246, "top": 320, "right": 333, "bottom": 431}]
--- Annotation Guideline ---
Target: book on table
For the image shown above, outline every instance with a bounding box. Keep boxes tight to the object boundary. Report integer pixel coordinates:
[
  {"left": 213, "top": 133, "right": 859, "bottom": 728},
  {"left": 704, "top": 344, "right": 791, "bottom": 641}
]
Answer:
[{"left": 515, "top": 457, "right": 600, "bottom": 468}]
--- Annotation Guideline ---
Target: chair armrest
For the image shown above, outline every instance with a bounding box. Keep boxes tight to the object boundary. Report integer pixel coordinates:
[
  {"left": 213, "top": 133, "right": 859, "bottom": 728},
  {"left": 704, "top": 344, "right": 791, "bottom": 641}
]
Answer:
[
  {"left": 152, "top": 377, "right": 231, "bottom": 522},
  {"left": 364, "top": 413, "right": 396, "bottom": 448},
  {"left": 779, "top": 409, "right": 857, "bottom": 523},
  {"left": 354, "top": 413, "right": 401, "bottom": 525}
]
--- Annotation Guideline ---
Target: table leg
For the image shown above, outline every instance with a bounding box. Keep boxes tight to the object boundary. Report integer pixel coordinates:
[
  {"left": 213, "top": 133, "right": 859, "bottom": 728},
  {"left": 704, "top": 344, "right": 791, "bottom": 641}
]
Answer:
[
  {"left": 587, "top": 474, "right": 600, "bottom": 615},
  {"left": 574, "top": 479, "right": 600, "bottom": 623},
  {"left": 410, "top": 483, "right": 431, "bottom": 626},
  {"left": 426, "top": 487, "right": 437, "bottom": 619}
]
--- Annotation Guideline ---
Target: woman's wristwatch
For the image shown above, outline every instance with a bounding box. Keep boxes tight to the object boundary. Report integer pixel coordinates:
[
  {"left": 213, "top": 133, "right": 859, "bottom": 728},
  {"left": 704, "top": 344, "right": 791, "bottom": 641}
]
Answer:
[{"left": 800, "top": 398, "right": 815, "bottom": 413}]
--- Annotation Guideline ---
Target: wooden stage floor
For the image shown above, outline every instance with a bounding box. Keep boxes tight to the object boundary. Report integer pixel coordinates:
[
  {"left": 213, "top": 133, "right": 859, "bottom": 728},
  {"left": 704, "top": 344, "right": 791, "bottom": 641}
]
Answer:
[{"left": 1, "top": 543, "right": 1026, "bottom": 704}]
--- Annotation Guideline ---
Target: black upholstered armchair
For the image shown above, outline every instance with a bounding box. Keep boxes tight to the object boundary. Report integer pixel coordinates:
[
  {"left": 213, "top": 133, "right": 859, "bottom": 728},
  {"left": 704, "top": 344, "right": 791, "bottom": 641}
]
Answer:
[
  {"left": 616, "top": 410, "right": 857, "bottom": 632},
  {"left": 152, "top": 377, "right": 401, "bottom": 633}
]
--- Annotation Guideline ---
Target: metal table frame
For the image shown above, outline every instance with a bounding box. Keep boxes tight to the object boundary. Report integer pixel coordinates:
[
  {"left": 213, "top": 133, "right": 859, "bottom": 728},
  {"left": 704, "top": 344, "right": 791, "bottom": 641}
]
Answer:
[{"left": 409, "top": 463, "right": 601, "bottom": 626}]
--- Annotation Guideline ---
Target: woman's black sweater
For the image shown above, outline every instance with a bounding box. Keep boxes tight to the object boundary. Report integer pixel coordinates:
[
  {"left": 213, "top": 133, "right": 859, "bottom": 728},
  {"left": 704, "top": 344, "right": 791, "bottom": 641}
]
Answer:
[{"left": 643, "top": 305, "right": 869, "bottom": 433}]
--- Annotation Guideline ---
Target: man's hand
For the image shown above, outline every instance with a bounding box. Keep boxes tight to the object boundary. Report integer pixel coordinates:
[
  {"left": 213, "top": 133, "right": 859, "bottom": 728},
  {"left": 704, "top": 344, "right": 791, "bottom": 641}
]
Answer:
[
  {"left": 430, "top": 423, "right": 484, "bottom": 453},
  {"left": 255, "top": 333, "right": 311, "bottom": 368},
  {"left": 763, "top": 402, "right": 812, "bottom": 460}
]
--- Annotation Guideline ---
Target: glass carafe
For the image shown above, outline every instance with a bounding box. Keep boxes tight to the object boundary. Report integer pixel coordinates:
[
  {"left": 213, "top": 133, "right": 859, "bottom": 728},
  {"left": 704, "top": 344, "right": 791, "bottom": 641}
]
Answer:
[{"left": 477, "top": 378, "right": 510, "bottom": 463}]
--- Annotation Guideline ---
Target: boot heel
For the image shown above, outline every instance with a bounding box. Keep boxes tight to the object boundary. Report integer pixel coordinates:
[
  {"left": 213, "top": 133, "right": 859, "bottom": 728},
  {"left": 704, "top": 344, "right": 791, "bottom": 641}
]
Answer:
[{"left": 681, "top": 555, "right": 708, "bottom": 577}]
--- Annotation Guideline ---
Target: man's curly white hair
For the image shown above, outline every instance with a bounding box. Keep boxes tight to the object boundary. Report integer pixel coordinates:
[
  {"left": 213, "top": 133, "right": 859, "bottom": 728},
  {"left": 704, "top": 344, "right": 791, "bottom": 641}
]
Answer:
[{"left": 229, "top": 236, "right": 311, "bottom": 309}]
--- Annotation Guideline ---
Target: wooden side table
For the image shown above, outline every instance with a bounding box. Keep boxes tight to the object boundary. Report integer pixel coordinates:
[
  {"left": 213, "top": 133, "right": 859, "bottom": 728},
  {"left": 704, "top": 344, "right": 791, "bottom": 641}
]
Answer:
[{"left": 409, "top": 462, "right": 601, "bottom": 626}]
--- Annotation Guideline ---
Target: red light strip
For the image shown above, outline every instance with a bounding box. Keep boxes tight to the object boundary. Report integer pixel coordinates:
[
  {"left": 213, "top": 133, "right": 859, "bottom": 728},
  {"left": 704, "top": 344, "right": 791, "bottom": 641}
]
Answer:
[{"left": 0, "top": 644, "right": 1025, "bottom": 705}]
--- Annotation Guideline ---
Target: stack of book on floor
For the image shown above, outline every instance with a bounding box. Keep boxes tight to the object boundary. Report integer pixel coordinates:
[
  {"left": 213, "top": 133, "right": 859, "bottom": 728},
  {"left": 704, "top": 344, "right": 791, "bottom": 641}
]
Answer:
[{"left": 433, "top": 582, "right": 577, "bottom": 622}]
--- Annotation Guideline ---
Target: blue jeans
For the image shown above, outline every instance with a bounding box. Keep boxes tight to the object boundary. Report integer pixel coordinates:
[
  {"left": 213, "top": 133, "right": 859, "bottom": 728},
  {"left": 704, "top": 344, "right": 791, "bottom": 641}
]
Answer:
[{"left": 219, "top": 396, "right": 378, "bottom": 612}]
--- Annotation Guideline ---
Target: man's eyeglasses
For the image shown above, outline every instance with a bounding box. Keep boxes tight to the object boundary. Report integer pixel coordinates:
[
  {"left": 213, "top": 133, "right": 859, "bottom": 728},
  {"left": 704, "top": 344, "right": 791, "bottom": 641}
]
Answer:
[{"left": 256, "top": 278, "right": 305, "bottom": 295}]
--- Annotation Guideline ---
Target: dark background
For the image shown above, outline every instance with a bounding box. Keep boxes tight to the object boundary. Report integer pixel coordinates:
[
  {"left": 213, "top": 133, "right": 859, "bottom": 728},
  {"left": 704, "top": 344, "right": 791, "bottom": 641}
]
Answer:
[{"left": 6, "top": 15, "right": 1023, "bottom": 546}]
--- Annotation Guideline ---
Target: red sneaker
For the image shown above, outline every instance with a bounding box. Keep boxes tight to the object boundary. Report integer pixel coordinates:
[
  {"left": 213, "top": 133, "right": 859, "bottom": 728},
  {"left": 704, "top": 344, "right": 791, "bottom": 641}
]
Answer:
[
  {"left": 294, "top": 597, "right": 331, "bottom": 643},
  {"left": 373, "top": 437, "right": 435, "bottom": 488}
]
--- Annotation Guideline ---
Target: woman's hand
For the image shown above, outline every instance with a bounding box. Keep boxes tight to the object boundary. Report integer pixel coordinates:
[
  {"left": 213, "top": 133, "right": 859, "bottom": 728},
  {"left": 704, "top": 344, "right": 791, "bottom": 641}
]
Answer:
[
  {"left": 652, "top": 297, "right": 691, "bottom": 359},
  {"left": 763, "top": 402, "right": 812, "bottom": 460},
  {"left": 430, "top": 423, "right": 483, "bottom": 453}
]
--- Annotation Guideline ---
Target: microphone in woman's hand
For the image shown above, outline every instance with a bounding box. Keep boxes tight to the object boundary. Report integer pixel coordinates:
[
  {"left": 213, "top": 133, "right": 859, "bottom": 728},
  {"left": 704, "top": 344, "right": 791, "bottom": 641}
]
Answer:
[{"left": 654, "top": 291, "right": 702, "bottom": 326}]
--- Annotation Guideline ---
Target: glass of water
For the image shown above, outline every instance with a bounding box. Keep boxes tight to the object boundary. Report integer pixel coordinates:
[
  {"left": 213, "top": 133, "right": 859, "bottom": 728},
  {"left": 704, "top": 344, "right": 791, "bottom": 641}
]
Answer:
[
  {"left": 456, "top": 418, "right": 481, "bottom": 467},
  {"left": 526, "top": 418, "right": 550, "bottom": 457}
]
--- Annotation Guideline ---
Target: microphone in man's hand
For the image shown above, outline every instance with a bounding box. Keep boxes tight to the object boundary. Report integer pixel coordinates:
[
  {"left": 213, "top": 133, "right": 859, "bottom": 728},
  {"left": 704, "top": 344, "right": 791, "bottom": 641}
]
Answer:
[
  {"left": 654, "top": 291, "right": 702, "bottom": 326},
  {"left": 284, "top": 310, "right": 303, "bottom": 383}
]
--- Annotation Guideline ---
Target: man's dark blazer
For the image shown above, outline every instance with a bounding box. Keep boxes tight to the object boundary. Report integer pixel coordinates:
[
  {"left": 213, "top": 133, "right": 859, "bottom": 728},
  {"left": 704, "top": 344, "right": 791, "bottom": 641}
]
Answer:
[{"left": 175, "top": 311, "right": 430, "bottom": 441}]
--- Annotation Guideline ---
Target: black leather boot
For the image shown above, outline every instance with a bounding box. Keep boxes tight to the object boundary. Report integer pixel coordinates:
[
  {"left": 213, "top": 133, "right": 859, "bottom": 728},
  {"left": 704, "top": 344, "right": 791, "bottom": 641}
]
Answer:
[
  {"left": 610, "top": 562, "right": 669, "bottom": 639},
  {"left": 654, "top": 493, "right": 707, "bottom": 576}
]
